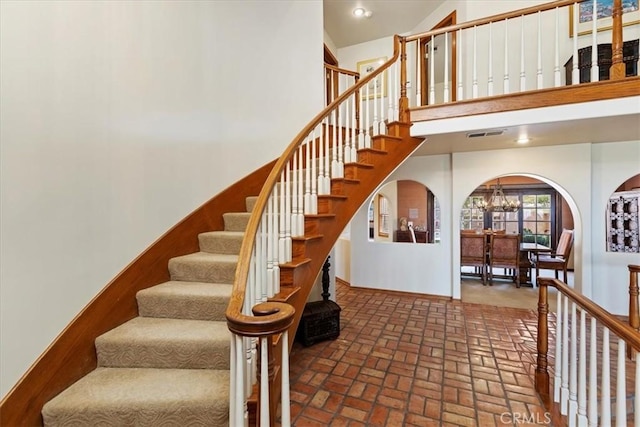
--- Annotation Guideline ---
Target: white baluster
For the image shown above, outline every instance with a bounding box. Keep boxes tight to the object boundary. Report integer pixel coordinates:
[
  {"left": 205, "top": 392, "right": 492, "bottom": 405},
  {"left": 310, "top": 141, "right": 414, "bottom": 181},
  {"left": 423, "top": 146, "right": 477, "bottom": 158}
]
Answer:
[
  {"left": 444, "top": 31, "right": 449, "bottom": 103},
  {"left": 457, "top": 29, "right": 464, "bottom": 101},
  {"left": 562, "top": 295, "right": 570, "bottom": 414},
  {"left": 344, "top": 92, "right": 352, "bottom": 164},
  {"left": 472, "top": 26, "right": 478, "bottom": 98},
  {"left": 260, "top": 219, "right": 267, "bottom": 300},
  {"left": 304, "top": 136, "right": 311, "bottom": 214},
  {"left": 615, "top": 339, "right": 626, "bottom": 427},
  {"left": 520, "top": 15, "right": 526, "bottom": 92},
  {"left": 569, "top": 302, "right": 578, "bottom": 426},
  {"left": 372, "top": 73, "right": 379, "bottom": 136},
  {"left": 572, "top": 2, "right": 579, "bottom": 85},
  {"left": 379, "top": 69, "right": 387, "bottom": 134},
  {"left": 393, "top": 62, "right": 399, "bottom": 121},
  {"left": 591, "top": 0, "right": 599, "bottom": 82},
  {"left": 317, "top": 123, "right": 325, "bottom": 196},
  {"left": 230, "top": 333, "right": 237, "bottom": 426},
  {"left": 337, "top": 102, "right": 344, "bottom": 177},
  {"left": 358, "top": 87, "right": 365, "bottom": 149},
  {"left": 601, "top": 327, "right": 611, "bottom": 427},
  {"left": 267, "top": 194, "right": 274, "bottom": 297},
  {"left": 260, "top": 337, "right": 269, "bottom": 427},
  {"left": 577, "top": 309, "right": 587, "bottom": 427},
  {"left": 364, "top": 84, "right": 371, "bottom": 148},
  {"left": 291, "top": 152, "right": 298, "bottom": 238},
  {"left": 554, "top": 291, "right": 563, "bottom": 402},
  {"left": 310, "top": 131, "right": 317, "bottom": 212},
  {"left": 429, "top": 36, "right": 435, "bottom": 104},
  {"left": 331, "top": 109, "right": 339, "bottom": 178},
  {"left": 272, "top": 186, "right": 280, "bottom": 295},
  {"left": 281, "top": 331, "right": 291, "bottom": 427},
  {"left": 487, "top": 24, "right": 493, "bottom": 97},
  {"left": 296, "top": 148, "right": 304, "bottom": 236},
  {"left": 351, "top": 95, "right": 358, "bottom": 160},
  {"left": 504, "top": 18, "right": 510, "bottom": 94},
  {"left": 554, "top": 7, "right": 561, "bottom": 87},
  {"left": 278, "top": 171, "right": 286, "bottom": 264},
  {"left": 323, "top": 118, "right": 331, "bottom": 191},
  {"left": 537, "top": 11, "right": 543, "bottom": 89},
  {"left": 284, "top": 162, "right": 291, "bottom": 263},
  {"left": 388, "top": 63, "right": 395, "bottom": 122},
  {"left": 588, "top": 317, "right": 597, "bottom": 427},
  {"left": 416, "top": 42, "right": 421, "bottom": 106}
]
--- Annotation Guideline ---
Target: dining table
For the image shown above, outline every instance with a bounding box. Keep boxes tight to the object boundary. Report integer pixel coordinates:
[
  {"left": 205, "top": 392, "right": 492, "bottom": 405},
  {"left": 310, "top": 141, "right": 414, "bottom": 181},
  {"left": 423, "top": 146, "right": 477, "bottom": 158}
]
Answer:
[{"left": 519, "top": 242, "right": 551, "bottom": 287}]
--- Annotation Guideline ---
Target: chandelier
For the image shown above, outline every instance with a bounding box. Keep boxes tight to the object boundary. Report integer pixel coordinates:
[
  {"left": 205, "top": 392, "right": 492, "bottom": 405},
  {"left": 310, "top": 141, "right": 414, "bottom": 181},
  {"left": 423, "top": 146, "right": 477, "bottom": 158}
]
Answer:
[{"left": 476, "top": 179, "right": 521, "bottom": 213}]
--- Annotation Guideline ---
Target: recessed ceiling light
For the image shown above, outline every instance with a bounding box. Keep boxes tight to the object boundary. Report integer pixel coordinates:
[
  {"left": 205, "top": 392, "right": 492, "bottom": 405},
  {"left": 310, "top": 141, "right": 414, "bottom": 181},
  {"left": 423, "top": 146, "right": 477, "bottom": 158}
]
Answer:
[
  {"left": 353, "top": 7, "right": 365, "bottom": 17},
  {"left": 516, "top": 136, "right": 530, "bottom": 144}
]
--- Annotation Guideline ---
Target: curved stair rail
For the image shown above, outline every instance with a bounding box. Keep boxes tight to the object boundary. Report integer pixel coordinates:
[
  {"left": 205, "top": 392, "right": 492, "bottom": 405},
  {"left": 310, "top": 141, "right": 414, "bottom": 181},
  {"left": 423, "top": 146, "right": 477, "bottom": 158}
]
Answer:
[
  {"left": 536, "top": 277, "right": 640, "bottom": 426},
  {"left": 400, "top": 0, "right": 638, "bottom": 119},
  {"left": 226, "top": 35, "right": 409, "bottom": 426}
]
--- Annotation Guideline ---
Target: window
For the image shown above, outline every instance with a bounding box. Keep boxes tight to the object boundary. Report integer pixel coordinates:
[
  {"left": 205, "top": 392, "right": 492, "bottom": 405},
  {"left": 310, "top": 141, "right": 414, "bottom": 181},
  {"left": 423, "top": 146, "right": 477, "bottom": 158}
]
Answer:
[
  {"left": 522, "top": 194, "right": 551, "bottom": 247},
  {"left": 378, "top": 194, "right": 390, "bottom": 237},
  {"left": 461, "top": 185, "right": 556, "bottom": 247},
  {"left": 460, "top": 196, "right": 485, "bottom": 231}
]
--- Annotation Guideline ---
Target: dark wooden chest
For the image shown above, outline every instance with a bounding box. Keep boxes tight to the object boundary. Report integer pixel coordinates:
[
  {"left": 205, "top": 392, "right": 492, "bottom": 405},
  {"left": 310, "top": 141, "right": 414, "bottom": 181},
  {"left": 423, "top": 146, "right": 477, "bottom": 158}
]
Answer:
[{"left": 296, "top": 300, "right": 341, "bottom": 347}]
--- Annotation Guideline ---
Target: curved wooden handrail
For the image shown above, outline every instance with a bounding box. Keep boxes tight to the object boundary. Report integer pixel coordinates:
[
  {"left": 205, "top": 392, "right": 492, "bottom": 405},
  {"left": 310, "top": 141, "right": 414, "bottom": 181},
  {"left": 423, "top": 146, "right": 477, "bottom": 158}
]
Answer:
[
  {"left": 226, "top": 34, "right": 403, "bottom": 338},
  {"left": 405, "top": 0, "right": 582, "bottom": 42},
  {"left": 324, "top": 63, "right": 360, "bottom": 78},
  {"left": 538, "top": 277, "right": 640, "bottom": 351},
  {"left": 0, "top": 160, "right": 276, "bottom": 427}
]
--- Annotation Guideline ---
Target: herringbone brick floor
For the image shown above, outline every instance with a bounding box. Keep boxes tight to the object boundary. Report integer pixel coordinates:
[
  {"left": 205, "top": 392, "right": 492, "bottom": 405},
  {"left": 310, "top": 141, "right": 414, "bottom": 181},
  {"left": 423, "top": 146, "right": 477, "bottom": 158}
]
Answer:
[{"left": 288, "top": 281, "right": 551, "bottom": 426}]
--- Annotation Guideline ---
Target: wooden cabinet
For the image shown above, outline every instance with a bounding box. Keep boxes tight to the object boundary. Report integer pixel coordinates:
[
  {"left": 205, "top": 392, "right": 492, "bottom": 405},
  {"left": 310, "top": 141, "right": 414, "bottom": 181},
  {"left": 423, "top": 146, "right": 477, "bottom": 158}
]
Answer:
[
  {"left": 395, "top": 229, "right": 428, "bottom": 243},
  {"left": 564, "top": 39, "right": 639, "bottom": 84}
]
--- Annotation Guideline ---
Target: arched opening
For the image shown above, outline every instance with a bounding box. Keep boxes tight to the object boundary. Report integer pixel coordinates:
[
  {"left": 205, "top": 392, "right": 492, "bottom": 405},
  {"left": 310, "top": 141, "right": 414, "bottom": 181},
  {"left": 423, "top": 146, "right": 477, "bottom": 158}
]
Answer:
[
  {"left": 459, "top": 174, "right": 577, "bottom": 308},
  {"left": 367, "top": 180, "right": 441, "bottom": 244}
]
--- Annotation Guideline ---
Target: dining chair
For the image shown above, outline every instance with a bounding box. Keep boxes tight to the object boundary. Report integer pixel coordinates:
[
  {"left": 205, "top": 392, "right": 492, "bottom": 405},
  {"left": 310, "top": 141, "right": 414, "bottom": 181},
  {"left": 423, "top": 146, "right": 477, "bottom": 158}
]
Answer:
[
  {"left": 461, "top": 233, "right": 488, "bottom": 285},
  {"left": 535, "top": 229, "right": 574, "bottom": 283},
  {"left": 488, "top": 233, "right": 521, "bottom": 287}
]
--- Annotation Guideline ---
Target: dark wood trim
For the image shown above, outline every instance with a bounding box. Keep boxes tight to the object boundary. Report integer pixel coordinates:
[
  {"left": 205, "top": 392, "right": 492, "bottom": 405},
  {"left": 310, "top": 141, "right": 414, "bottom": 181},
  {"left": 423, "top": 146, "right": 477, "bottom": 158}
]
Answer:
[
  {"left": 0, "top": 160, "right": 276, "bottom": 427},
  {"left": 324, "top": 43, "right": 338, "bottom": 67},
  {"left": 420, "top": 10, "right": 457, "bottom": 105},
  {"left": 410, "top": 77, "right": 640, "bottom": 122}
]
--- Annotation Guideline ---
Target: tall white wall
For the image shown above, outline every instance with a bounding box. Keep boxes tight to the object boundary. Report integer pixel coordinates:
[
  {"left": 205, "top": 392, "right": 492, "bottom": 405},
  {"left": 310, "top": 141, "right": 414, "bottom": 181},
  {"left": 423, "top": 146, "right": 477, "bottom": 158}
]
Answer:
[
  {"left": 351, "top": 155, "right": 452, "bottom": 296},
  {"left": 0, "top": 0, "right": 324, "bottom": 397},
  {"left": 591, "top": 141, "right": 640, "bottom": 314}
]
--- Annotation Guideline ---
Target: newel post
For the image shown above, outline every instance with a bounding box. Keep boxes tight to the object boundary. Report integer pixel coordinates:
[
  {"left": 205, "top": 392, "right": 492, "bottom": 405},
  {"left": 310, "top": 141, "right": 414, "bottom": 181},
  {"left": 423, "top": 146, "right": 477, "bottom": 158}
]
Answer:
[
  {"left": 535, "top": 279, "right": 551, "bottom": 407},
  {"left": 610, "top": 0, "right": 625, "bottom": 79},
  {"left": 399, "top": 36, "right": 410, "bottom": 123}
]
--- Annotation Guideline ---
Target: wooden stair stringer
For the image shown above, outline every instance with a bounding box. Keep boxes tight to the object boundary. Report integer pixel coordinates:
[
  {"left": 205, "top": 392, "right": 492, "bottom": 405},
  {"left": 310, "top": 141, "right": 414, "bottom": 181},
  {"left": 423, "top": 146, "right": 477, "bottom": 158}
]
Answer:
[{"left": 281, "top": 130, "right": 424, "bottom": 352}]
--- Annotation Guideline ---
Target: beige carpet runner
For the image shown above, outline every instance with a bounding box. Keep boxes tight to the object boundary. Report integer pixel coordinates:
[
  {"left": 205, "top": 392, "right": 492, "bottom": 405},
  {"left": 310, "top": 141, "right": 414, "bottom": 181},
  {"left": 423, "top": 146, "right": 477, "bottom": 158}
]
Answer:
[{"left": 41, "top": 197, "right": 258, "bottom": 426}]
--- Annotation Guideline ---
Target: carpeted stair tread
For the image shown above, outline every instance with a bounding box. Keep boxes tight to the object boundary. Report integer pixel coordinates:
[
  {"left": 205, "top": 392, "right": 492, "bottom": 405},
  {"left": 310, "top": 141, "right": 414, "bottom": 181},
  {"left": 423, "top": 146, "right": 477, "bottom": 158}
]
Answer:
[
  {"left": 168, "top": 252, "right": 238, "bottom": 283},
  {"left": 198, "top": 231, "right": 245, "bottom": 255},
  {"left": 41, "top": 367, "right": 229, "bottom": 426},
  {"left": 95, "top": 317, "right": 230, "bottom": 369},
  {"left": 223, "top": 212, "right": 251, "bottom": 231},
  {"left": 246, "top": 196, "right": 258, "bottom": 213},
  {"left": 137, "top": 281, "right": 231, "bottom": 321}
]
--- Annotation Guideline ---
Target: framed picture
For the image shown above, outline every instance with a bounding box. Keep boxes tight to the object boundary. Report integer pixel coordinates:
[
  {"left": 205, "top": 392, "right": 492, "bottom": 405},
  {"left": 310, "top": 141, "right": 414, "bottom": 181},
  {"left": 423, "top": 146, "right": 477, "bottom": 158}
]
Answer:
[
  {"left": 569, "top": 0, "right": 639, "bottom": 37},
  {"left": 357, "top": 56, "right": 388, "bottom": 99}
]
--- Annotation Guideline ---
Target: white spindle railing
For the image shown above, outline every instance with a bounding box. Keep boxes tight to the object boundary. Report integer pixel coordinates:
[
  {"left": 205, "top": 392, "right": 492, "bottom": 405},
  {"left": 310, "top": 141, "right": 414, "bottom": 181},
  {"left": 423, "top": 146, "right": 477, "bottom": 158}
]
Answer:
[
  {"left": 537, "top": 278, "right": 640, "bottom": 427},
  {"left": 402, "top": 0, "right": 637, "bottom": 107},
  {"left": 228, "top": 44, "right": 403, "bottom": 425}
]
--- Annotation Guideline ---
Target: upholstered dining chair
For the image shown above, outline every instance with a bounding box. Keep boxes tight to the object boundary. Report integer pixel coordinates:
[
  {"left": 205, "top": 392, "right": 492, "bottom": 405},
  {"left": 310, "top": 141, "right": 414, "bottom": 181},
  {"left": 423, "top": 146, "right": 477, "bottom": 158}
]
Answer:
[
  {"left": 461, "top": 233, "right": 488, "bottom": 285},
  {"left": 488, "top": 233, "right": 521, "bottom": 287},
  {"left": 535, "top": 229, "right": 574, "bottom": 284}
]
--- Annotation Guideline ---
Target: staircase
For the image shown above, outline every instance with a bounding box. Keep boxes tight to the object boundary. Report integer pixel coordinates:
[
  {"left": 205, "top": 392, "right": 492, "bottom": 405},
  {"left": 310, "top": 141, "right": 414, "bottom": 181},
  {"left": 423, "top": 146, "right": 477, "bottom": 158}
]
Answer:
[{"left": 41, "top": 197, "right": 258, "bottom": 426}]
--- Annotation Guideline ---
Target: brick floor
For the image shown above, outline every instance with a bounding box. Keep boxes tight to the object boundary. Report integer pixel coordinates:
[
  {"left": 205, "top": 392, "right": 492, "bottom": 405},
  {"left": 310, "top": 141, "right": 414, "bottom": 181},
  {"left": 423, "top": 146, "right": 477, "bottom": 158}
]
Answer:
[{"left": 288, "top": 282, "right": 552, "bottom": 426}]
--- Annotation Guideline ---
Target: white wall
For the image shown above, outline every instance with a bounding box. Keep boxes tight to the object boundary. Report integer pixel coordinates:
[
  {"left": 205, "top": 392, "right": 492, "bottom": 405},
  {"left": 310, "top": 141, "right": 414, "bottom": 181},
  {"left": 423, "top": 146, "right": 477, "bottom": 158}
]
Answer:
[
  {"left": 350, "top": 155, "right": 452, "bottom": 296},
  {"left": 0, "top": 0, "right": 324, "bottom": 397},
  {"left": 591, "top": 141, "right": 640, "bottom": 314}
]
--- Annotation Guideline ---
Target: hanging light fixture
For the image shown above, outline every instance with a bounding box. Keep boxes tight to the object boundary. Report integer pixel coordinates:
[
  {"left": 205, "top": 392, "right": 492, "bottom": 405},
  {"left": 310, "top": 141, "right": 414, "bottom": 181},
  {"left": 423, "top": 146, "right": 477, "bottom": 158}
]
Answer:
[{"left": 476, "top": 179, "right": 520, "bottom": 213}]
